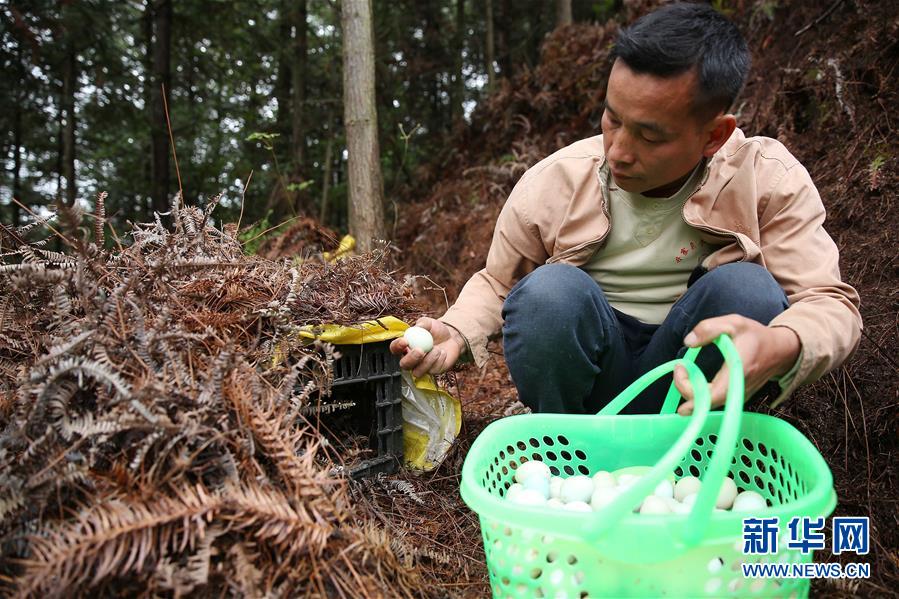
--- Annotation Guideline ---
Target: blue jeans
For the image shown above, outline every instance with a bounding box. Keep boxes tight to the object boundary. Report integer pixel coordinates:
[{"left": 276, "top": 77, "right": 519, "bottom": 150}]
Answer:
[{"left": 501, "top": 263, "right": 790, "bottom": 414}]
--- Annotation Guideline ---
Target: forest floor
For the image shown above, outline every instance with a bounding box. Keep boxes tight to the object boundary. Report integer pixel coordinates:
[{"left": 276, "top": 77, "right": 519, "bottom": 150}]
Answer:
[{"left": 384, "top": 1, "right": 898, "bottom": 597}]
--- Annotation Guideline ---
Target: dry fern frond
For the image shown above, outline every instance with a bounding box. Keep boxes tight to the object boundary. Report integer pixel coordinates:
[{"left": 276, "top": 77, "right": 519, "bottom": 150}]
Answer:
[
  {"left": 94, "top": 191, "right": 107, "bottom": 247},
  {"left": 18, "top": 485, "right": 222, "bottom": 596},
  {"left": 224, "top": 541, "right": 266, "bottom": 598},
  {"left": 224, "top": 482, "right": 336, "bottom": 558},
  {"left": 0, "top": 196, "right": 423, "bottom": 596}
]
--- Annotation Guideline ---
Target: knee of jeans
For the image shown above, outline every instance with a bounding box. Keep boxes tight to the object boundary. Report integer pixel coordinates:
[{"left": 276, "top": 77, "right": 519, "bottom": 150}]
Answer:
[
  {"left": 699, "top": 263, "right": 789, "bottom": 322},
  {"left": 503, "top": 264, "right": 596, "bottom": 316}
]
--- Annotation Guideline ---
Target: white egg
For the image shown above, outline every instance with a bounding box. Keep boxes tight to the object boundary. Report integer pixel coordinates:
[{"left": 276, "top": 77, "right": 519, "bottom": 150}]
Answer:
[
  {"left": 590, "top": 486, "right": 619, "bottom": 510},
  {"left": 670, "top": 500, "right": 692, "bottom": 514},
  {"left": 563, "top": 501, "right": 592, "bottom": 512},
  {"left": 403, "top": 326, "right": 434, "bottom": 353},
  {"left": 716, "top": 477, "right": 739, "bottom": 509},
  {"left": 560, "top": 475, "right": 594, "bottom": 504},
  {"left": 514, "top": 460, "right": 551, "bottom": 484},
  {"left": 662, "top": 496, "right": 681, "bottom": 511},
  {"left": 507, "top": 483, "right": 524, "bottom": 501},
  {"left": 591, "top": 470, "right": 616, "bottom": 489},
  {"left": 546, "top": 497, "right": 565, "bottom": 508},
  {"left": 511, "top": 489, "right": 547, "bottom": 506},
  {"left": 549, "top": 476, "right": 564, "bottom": 499},
  {"left": 653, "top": 479, "right": 674, "bottom": 499},
  {"left": 681, "top": 493, "right": 698, "bottom": 507},
  {"left": 616, "top": 473, "right": 638, "bottom": 489},
  {"left": 674, "top": 476, "right": 702, "bottom": 501},
  {"left": 732, "top": 490, "right": 768, "bottom": 512},
  {"left": 522, "top": 474, "right": 550, "bottom": 499},
  {"left": 707, "top": 557, "right": 724, "bottom": 573},
  {"left": 639, "top": 495, "right": 671, "bottom": 515}
]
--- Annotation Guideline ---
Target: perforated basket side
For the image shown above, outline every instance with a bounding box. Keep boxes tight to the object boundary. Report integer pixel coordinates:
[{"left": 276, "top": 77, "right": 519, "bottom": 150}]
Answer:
[{"left": 461, "top": 412, "right": 835, "bottom": 598}]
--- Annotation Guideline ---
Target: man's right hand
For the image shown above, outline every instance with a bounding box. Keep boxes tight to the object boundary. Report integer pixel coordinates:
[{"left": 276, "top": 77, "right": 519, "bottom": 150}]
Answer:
[{"left": 389, "top": 317, "right": 465, "bottom": 378}]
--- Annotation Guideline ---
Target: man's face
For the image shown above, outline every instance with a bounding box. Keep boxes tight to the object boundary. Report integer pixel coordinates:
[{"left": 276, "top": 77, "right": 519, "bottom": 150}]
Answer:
[{"left": 602, "top": 59, "right": 715, "bottom": 196}]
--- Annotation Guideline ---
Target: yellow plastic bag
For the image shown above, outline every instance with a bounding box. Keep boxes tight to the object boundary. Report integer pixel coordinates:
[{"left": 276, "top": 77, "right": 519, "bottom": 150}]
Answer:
[
  {"left": 322, "top": 234, "right": 356, "bottom": 262},
  {"left": 295, "top": 316, "right": 462, "bottom": 471}
]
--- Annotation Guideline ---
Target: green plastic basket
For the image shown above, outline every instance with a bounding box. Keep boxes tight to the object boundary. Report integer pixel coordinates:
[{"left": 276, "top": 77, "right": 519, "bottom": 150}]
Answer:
[{"left": 460, "top": 335, "right": 836, "bottom": 598}]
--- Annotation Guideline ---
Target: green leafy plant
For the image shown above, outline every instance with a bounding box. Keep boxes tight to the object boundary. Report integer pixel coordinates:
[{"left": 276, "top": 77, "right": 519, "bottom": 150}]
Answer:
[
  {"left": 286, "top": 180, "right": 315, "bottom": 193},
  {"left": 246, "top": 131, "right": 280, "bottom": 150},
  {"left": 238, "top": 210, "right": 272, "bottom": 255}
]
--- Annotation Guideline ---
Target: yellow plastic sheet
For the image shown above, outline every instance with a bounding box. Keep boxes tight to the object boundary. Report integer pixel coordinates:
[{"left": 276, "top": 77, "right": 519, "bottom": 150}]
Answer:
[
  {"left": 322, "top": 234, "right": 356, "bottom": 262},
  {"left": 295, "top": 316, "right": 462, "bottom": 471}
]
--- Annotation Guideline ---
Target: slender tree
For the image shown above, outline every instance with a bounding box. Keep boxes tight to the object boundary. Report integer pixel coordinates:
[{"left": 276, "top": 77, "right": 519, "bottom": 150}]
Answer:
[
  {"left": 452, "top": 0, "right": 466, "bottom": 123},
  {"left": 495, "top": 0, "right": 511, "bottom": 77},
  {"left": 148, "top": 0, "right": 172, "bottom": 214},
  {"left": 555, "top": 0, "right": 572, "bottom": 26},
  {"left": 291, "top": 0, "right": 308, "bottom": 213},
  {"left": 11, "top": 104, "right": 22, "bottom": 227},
  {"left": 319, "top": 118, "right": 334, "bottom": 226},
  {"left": 274, "top": 0, "right": 293, "bottom": 142},
  {"left": 485, "top": 0, "right": 496, "bottom": 91},
  {"left": 60, "top": 15, "right": 77, "bottom": 206},
  {"left": 341, "top": 0, "right": 386, "bottom": 251}
]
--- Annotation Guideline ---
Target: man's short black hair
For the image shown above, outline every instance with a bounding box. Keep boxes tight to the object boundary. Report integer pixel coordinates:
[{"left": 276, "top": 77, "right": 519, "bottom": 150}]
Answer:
[{"left": 612, "top": 2, "right": 750, "bottom": 120}]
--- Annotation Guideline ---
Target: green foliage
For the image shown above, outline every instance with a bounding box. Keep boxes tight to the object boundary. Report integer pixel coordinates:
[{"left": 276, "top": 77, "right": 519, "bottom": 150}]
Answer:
[
  {"left": 753, "top": 0, "right": 779, "bottom": 21},
  {"left": 711, "top": 0, "right": 734, "bottom": 16},
  {"left": 286, "top": 180, "right": 315, "bottom": 192},
  {"left": 238, "top": 211, "right": 273, "bottom": 255},
  {"left": 0, "top": 0, "right": 609, "bottom": 234},
  {"left": 246, "top": 132, "right": 281, "bottom": 150},
  {"left": 869, "top": 154, "right": 887, "bottom": 176},
  {"left": 592, "top": 0, "right": 621, "bottom": 22}
]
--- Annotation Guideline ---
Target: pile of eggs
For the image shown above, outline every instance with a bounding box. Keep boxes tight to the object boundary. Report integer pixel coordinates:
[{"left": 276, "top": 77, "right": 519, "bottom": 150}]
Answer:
[{"left": 506, "top": 461, "right": 768, "bottom": 514}]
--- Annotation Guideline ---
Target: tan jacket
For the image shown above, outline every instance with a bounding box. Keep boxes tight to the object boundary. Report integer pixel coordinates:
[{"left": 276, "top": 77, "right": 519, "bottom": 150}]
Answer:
[{"left": 440, "top": 129, "right": 862, "bottom": 404}]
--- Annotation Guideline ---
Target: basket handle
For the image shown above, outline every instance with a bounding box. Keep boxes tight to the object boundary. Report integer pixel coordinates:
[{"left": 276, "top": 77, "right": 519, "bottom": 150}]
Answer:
[
  {"left": 681, "top": 334, "right": 744, "bottom": 544},
  {"left": 585, "top": 358, "right": 713, "bottom": 539},
  {"left": 587, "top": 334, "right": 744, "bottom": 545}
]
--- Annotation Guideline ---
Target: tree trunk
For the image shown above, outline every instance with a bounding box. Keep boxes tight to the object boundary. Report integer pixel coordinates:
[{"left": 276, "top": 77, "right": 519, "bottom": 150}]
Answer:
[
  {"left": 274, "top": 0, "right": 292, "bottom": 141},
  {"left": 341, "top": 0, "right": 386, "bottom": 252},
  {"left": 11, "top": 104, "right": 22, "bottom": 227},
  {"left": 291, "top": 0, "right": 308, "bottom": 213},
  {"left": 451, "top": 0, "right": 466, "bottom": 123},
  {"left": 485, "top": 0, "right": 496, "bottom": 91},
  {"left": 422, "top": 2, "right": 441, "bottom": 132},
  {"left": 56, "top": 89, "right": 63, "bottom": 199},
  {"left": 149, "top": 0, "right": 172, "bottom": 214},
  {"left": 555, "top": 0, "right": 572, "bottom": 26},
  {"left": 62, "top": 36, "right": 77, "bottom": 206},
  {"left": 495, "top": 0, "right": 511, "bottom": 78},
  {"left": 319, "top": 125, "right": 334, "bottom": 226}
]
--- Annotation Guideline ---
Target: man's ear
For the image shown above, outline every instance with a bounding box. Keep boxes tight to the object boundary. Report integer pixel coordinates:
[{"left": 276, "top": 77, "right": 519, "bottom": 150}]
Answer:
[{"left": 701, "top": 114, "right": 737, "bottom": 158}]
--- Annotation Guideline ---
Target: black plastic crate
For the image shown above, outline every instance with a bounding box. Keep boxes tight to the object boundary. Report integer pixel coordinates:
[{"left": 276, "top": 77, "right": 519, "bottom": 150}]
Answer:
[{"left": 324, "top": 341, "right": 404, "bottom": 478}]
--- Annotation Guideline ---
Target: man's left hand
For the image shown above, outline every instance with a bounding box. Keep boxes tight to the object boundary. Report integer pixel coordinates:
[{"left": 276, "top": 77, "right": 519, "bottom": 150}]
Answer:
[{"left": 673, "top": 315, "right": 801, "bottom": 416}]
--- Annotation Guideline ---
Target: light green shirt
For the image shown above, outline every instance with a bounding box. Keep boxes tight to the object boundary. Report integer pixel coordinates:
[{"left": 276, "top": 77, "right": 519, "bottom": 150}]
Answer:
[{"left": 582, "top": 165, "right": 710, "bottom": 324}]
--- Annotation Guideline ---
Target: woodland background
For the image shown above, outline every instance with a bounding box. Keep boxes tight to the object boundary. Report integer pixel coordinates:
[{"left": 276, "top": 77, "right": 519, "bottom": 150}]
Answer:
[{"left": 1, "top": 0, "right": 599, "bottom": 235}]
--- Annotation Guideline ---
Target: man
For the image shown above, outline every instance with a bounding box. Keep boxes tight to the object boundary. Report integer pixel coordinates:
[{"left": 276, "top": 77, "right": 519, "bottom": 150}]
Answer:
[{"left": 390, "top": 2, "right": 861, "bottom": 416}]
